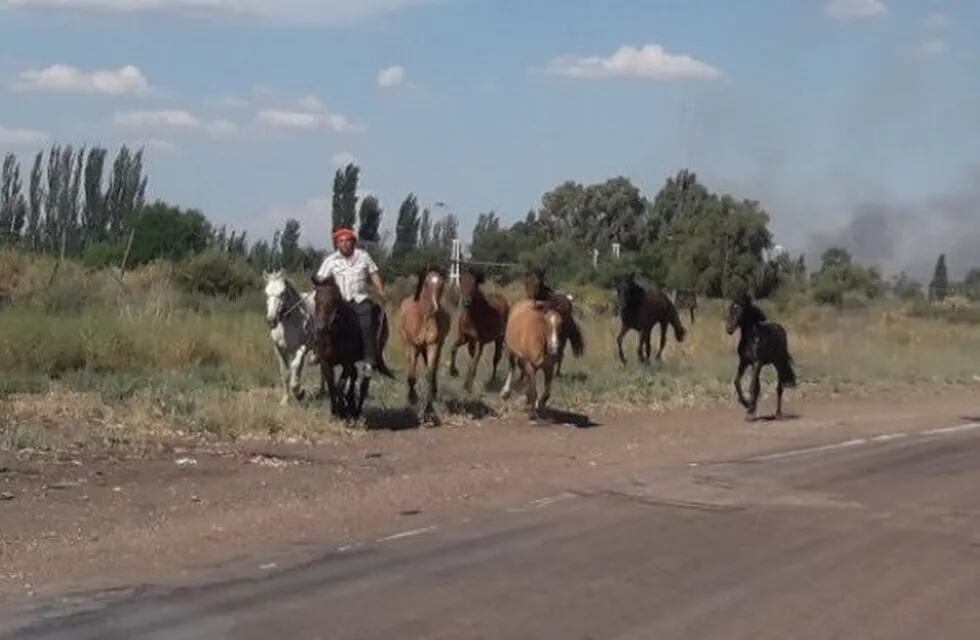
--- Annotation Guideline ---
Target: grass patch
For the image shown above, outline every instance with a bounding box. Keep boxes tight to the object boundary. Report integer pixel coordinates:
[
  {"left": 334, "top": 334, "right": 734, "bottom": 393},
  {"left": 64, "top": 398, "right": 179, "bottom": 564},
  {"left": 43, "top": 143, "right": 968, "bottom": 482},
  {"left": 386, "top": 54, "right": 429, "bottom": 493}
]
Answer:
[{"left": 1, "top": 253, "right": 979, "bottom": 451}]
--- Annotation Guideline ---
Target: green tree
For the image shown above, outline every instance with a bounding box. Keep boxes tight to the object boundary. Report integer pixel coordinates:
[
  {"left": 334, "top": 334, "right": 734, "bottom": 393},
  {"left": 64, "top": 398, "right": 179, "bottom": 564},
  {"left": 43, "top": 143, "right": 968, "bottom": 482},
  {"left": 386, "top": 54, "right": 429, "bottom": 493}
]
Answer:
[
  {"left": 929, "top": 253, "right": 949, "bottom": 301},
  {"left": 331, "top": 163, "right": 359, "bottom": 231},
  {"left": 279, "top": 219, "right": 302, "bottom": 270},
  {"left": 81, "top": 147, "right": 108, "bottom": 245},
  {"left": 393, "top": 193, "right": 420, "bottom": 257},
  {"left": 357, "top": 195, "right": 383, "bottom": 242},
  {"left": 0, "top": 154, "right": 27, "bottom": 240},
  {"left": 963, "top": 267, "right": 980, "bottom": 301},
  {"left": 419, "top": 207, "right": 432, "bottom": 248},
  {"left": 25, "top": 152, "right": 44, "bottom": 251}
]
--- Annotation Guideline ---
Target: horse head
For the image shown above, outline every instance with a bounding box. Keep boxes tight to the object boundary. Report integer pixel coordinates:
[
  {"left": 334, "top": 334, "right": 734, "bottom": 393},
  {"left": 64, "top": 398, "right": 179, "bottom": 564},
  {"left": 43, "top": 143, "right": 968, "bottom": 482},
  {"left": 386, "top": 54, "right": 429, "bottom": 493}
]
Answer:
[
  {"left": 614, "top": 273, "right": 643, "bottom": 312},
  {"left": 313, "top": 277, "right": 343, "bottom": 334},
  {"left": 544, "top": 308, "right": 565, "bottom": 356},
  {"left": 414, "top": 265, "right": 447, "bottom": 314},
  {"left": 459, "top": 267, "right": 485, "bottom": 308},
  {"left": 263, "top": 270, "right": 290, "bottom": 329},
  {"left": 525, "top": 268, "right": 552, "bottom": 301},
  {"left": 726, "top": 293, "right": 765, "bottom": 335}
]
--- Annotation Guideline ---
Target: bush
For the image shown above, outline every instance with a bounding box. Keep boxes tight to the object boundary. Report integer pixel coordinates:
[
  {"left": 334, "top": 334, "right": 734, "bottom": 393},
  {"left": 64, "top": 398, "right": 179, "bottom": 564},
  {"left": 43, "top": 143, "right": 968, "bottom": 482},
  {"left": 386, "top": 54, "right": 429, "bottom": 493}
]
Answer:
[
  {"left": 178, "top": 250, "right": 258, "bottom": 298},
  {"left": 81, "top": 242, "right": 125, "bottom": 269}
]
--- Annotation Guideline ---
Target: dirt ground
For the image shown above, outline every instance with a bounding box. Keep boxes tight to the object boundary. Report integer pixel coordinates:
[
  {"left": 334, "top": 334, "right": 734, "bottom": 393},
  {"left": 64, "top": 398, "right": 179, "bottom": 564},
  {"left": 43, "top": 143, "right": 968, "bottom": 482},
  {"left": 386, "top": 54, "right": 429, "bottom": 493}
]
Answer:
[{"left": 1, "top": 383, "right": 978, "bottom": 605}]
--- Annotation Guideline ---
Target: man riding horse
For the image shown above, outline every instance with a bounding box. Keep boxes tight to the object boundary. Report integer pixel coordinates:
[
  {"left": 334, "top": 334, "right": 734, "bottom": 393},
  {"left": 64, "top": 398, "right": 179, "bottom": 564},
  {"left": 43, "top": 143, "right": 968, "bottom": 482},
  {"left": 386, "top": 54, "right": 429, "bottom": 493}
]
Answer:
[{"left": 311, "top": 228, "right": 392, "bottom": 379}]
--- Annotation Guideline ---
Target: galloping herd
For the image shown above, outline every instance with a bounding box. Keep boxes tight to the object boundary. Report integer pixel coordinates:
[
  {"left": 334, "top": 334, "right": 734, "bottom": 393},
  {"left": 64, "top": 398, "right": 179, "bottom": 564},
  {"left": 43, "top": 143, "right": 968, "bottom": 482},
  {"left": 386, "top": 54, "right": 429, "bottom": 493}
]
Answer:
[{"left": 264, "top": 266, "right": 796, "bottom": 425}]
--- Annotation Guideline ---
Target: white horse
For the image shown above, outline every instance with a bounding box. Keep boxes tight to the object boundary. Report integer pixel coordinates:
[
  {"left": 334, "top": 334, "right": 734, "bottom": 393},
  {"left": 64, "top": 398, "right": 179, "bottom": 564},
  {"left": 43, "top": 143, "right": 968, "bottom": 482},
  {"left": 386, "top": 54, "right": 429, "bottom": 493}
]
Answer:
[{"left": 263, "top": 270, "right": 319, "bottom": 405}]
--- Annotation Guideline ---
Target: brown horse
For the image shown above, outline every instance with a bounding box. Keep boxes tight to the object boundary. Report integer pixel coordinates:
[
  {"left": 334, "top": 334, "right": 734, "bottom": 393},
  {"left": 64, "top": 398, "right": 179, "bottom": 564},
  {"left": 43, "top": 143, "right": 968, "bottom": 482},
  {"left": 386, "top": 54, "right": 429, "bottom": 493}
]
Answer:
[
  {"left": 500, "top": 299, "right": 565, "bottom": 419},
  {"left": 448, "top": 267, "right": 509, "bottom": 392},
  {"left": 523, "top": 269, "right": 584, "bottom": 376},
  {"left": 614, "top": 273, "right": 686, "bottom": 365},
  {"left": 312, "top": 277, "right": 365, "bottom": 418},
  {"left": 398, "top": 266, "right": 451, "bottom": 422}
]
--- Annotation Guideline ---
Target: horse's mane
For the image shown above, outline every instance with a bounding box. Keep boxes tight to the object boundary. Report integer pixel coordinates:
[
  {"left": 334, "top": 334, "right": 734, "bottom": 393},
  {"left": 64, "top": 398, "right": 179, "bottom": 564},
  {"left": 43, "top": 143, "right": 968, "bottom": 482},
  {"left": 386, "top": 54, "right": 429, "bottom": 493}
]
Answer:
[
  {"left": 413, "top": 265, "right": 448, "bottom": 301},
  {"left": 465, "top": 267, "right": 486, "bottom": 285},
  {"left": 740, "top": 296, "right": 767, "bottom": 325}
]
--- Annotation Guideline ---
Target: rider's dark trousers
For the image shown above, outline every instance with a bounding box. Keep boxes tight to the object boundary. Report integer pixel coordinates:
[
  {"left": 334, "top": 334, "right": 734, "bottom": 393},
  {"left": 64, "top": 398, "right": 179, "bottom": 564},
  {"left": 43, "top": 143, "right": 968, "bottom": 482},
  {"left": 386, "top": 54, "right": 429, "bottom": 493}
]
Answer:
[{"left": 353, "top": 300, "right": 377, "bottom": 369}]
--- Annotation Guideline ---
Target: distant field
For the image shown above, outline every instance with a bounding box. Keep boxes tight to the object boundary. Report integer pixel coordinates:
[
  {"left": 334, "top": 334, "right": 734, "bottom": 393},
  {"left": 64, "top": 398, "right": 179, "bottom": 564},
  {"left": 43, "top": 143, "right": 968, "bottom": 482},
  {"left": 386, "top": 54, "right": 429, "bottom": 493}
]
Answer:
[{"left": 1, "top": 250, "right": 979, "bottom": 452}]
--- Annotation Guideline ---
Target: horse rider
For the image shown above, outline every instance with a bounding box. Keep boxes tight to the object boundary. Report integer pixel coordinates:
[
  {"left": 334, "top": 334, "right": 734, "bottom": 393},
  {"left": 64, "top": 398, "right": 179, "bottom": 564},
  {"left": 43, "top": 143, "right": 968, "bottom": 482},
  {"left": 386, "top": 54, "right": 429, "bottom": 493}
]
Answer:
[{"left": 312, "top": 228, "right": 388, "bottom": 378}]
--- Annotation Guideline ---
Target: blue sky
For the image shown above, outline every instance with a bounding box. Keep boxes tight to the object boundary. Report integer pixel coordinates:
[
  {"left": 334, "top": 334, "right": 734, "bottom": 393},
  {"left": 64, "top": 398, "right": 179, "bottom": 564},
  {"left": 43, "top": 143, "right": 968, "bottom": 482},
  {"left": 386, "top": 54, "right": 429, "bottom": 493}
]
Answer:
[{"left": 1, "top": 0, "right": 978, "bottom": 275}]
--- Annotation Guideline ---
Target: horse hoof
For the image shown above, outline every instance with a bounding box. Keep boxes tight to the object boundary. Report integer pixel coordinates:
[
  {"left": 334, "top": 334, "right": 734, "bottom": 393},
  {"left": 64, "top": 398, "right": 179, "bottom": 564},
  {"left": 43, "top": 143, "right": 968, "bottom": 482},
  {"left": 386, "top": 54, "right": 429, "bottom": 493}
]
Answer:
[
  {"left": 449, "top": 368, "right": 459, "bottom": 378},
  {"left": 279, "top": 396, "right": 290, "bottom": 406},
  {"left": 293, "top": 389, "right": 306, "bottom": 401},
  {"left": 500, "top": 390, "right": 511, "bottom": 401}
]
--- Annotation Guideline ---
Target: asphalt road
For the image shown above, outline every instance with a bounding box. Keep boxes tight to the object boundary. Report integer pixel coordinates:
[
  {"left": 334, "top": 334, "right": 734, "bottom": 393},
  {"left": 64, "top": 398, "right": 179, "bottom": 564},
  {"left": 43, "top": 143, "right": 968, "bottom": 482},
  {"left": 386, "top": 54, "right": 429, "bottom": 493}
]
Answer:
[{"left": 6, "top": 424, "right": 980, "bottom": 640}]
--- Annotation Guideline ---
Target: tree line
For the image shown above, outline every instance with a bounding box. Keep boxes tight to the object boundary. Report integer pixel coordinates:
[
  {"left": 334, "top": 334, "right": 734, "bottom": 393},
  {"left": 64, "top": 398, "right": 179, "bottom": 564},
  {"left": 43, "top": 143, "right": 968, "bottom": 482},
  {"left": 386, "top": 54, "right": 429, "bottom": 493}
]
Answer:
[{"left": 2, "top": 146, "right": 975, "bottom": 303}]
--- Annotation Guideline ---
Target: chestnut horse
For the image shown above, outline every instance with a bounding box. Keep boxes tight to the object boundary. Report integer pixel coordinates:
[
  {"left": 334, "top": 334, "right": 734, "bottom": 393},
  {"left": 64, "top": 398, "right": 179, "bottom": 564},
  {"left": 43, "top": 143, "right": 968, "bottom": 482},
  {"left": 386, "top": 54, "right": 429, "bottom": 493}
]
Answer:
[
  {"left": 448, "top": 267, "right": 509, "bottom": 392},
  {"left": 523, "top": 269, "right": 584, "bottom": 377},
  {"left": 500, "top": 298, "right": 565, "bottom": 419},
  {"left": 398, "top": 266, "right": 451, "bottom": 422}
]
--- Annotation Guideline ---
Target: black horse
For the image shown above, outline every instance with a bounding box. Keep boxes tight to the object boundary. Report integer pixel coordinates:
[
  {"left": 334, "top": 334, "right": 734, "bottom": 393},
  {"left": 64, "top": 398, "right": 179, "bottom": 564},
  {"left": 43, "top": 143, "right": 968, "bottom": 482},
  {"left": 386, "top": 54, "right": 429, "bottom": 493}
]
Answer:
[
  {"left": 614, "top": 273, "right": 686, "bottom": 365},
  {"left": 726, "top": 294, "right": 797, "bottom": 420}
]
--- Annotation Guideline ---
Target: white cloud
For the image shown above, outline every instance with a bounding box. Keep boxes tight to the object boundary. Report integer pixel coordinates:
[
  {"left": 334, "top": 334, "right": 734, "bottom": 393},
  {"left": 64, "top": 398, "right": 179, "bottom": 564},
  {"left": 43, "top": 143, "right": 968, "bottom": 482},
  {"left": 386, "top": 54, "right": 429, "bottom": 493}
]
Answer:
[
  {"left": 206, "top": 95, "right": 250, "bottom": 109},
  {"left": 826, "top": 0, "right": 887, "bottom": 21},
  {"left": 256, "top": 109, "right": 361, "bottom": 133},
  {"left": 544, "top": 44, "right": 721, "bottom": 81},
  {"left": 924, "top": 13, "right": 952, "bottom": 30},
  {"left": 297, "top": 96, "right": 326, "bottom": 111},
  {"left": 262, "top": 195, "right": 332, "bottom": 243},
  {"left": 377, "top": 65, "right": 407, "bottom": 89},
  {"left": 13, "top": 64, "right": 150, "bottom": 95},
  {"left": 331, "top": 151, "right": 356, "bottom": 167},
  {"left": 114, "top": 109, "right": 239, "bottom": 137},
  {"left": 0, "top": 0, "right": 433, "bottom": 25},
  {"left": 0, "top": 123, "right": 49, "bottom": 147},
  {"left": 144, "top": 138, "right": 178, "bottom": 153},
  {"left": 915, "top": 38, "right": 949, "bottom": 58}
]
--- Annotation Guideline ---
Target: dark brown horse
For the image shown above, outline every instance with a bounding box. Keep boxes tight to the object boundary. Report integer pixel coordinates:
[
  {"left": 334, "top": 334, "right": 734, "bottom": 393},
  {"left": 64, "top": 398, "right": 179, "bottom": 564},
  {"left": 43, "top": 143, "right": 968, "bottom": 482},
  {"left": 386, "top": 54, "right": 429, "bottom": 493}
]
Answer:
[
  {"left": 726, "top": 294, "right": 797, "bottom": 421},
  {"left": 398, "top": 266, "right": 451, "bottom": 423},
  {"left": 312, "top": 277, "right": 368, "bottom": 418},
  {"left": 614, "top": 273, "right": 686, "bottom": 365},
  {"left": 448, "top": 267, "right": 509, "bottom": 392},
  {"left": 523, "top": 269, "right": 584, "bottom": 376}
]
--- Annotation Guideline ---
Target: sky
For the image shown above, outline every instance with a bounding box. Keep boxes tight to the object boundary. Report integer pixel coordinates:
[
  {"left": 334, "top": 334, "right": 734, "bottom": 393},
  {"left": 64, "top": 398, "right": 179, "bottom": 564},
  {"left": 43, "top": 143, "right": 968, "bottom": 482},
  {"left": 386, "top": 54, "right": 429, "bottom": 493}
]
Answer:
[{"left": 1, "top": 0, "right": 978, "bottom": 277}]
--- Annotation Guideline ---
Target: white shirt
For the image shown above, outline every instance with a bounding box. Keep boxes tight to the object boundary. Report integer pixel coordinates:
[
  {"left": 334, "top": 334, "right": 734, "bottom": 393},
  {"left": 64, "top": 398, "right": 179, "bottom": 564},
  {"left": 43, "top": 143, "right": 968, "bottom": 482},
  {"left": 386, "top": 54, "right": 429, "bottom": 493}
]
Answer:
[{"left": 315, "top": 248, "right": 380, "bottom": 303}]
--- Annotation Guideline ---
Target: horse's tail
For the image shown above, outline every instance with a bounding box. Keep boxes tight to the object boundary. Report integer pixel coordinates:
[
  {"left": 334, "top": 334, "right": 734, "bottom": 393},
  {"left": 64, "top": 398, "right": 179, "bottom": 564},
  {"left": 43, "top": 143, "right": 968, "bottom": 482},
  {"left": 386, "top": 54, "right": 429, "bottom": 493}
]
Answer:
[
  {"left": 777, "top": 354, "right": 797, "bottom": 389},
  {"left": 565, "top": 315, "right": 585, "bottom": 357},
  {"left": 376, "top": 312, "right": 396, "bottom": 380},
  {"left": 776, "top": 325, "right": 796, "bottom": 388},
  {"left": 668, "top": 303, "right": 687, "bottom": 343}
]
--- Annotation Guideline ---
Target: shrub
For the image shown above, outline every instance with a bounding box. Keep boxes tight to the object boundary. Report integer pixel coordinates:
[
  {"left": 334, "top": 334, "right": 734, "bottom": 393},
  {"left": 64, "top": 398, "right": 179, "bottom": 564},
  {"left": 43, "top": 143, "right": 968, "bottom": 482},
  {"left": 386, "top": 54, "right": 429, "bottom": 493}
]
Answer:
[{"left": 178, "top": 250, "right": 258, "bottom": 298}]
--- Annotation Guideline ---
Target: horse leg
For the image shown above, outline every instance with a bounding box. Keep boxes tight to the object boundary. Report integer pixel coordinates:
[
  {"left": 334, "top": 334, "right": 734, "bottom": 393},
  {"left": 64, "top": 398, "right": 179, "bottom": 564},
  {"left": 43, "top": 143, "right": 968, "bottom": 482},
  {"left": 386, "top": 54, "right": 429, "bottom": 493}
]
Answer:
[
  {"left": 775, "top": 376, "right": 784, "bottom": 419},
  {"left": 464, "top": 341, "right": 484, "bottom": 393},
  {"left": 344, "top": 365, "right": 359, "bottom": 418},
  {"left": 423, "top": 342, "right": 443, "bottom": 423},
  {"left": 406, "top": 348, "right": 420, "bottom": 407},
  {"left": 538, "top": 361, "right": 554, "bottom": 412},
  {"left": 690, "top": 307, "right": 696, "bottom": 325},
  {"left": 747, "top": 362, "right": 763, "bottom": 421},
  {"left": 733, "top": 360, "right": 750, "bottom": 409},
  {"left": 523, "top": 361, "right": 538, "bottom": 420},
  {"left": 655, "top": 323, "right": 668, "bottom": 361},
  {"left": 490, "top": 338, "right": 503, "bottom": 383},
  {"left": 288, "top": 345, "right": 308, "bottom": 401},
  {"left": 616, "top": 326, "right": 629, "bottom": 365},
  {"left": 500, "top": 352, "right": 517, "bottom": 400},
  {"left": 321, "top": 363, "right": 340, "bottom": 417},
  {"left": 638, "top": 329, "right": 650, "bottom": 365},
  {"left": 275, "top": 346, "right": 291, "bottom": 405},
  {"left": 448, "top": 334, "right": 466, "bottom": 378}
]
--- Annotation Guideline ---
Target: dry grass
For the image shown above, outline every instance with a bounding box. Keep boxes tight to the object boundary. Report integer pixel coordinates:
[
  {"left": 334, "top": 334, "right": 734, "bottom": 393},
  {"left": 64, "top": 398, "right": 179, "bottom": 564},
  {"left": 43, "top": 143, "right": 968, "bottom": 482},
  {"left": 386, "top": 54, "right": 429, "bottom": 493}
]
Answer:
[{"left": 1, "top": 250, "right": 978, "bottom": 451}]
